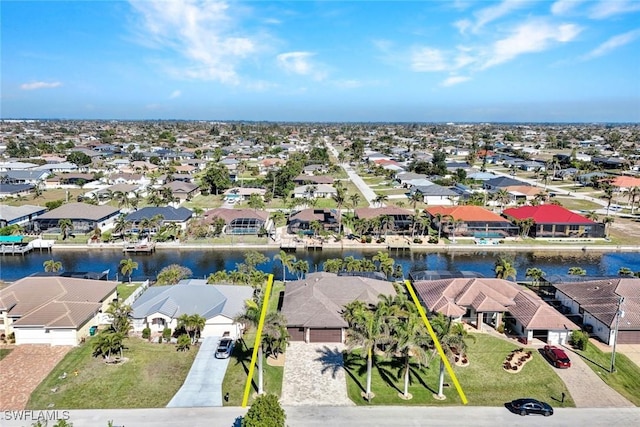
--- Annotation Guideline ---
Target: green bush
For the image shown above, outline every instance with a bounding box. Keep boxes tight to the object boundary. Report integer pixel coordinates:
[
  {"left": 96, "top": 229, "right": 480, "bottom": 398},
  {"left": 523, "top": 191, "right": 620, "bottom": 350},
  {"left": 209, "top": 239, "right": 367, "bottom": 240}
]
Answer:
[
  {"left": 571, "top": 330, "right": 589, "bottom": 350},
  {"left": 413, "top": 238, "right": 423, "bottom": 244},
  {"left": 242, "top": 394, "right": 285, "bottom": 427},
  {"left": 142, "top": 327, "right": 151, "bottom": 340},
  {"left": 162, "top": 327, "right": 172, "bottom": 343},
  {"left": 496, "top": 323, "right": 505, "bottom": 334}
]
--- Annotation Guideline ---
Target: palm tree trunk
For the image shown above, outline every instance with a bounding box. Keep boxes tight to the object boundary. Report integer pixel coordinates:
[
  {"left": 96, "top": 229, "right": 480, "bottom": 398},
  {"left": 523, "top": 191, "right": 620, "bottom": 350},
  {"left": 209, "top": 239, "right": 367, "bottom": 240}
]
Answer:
[
  {"left": 403, "top": 356, "right": 410, "bottom": 397},
  {"left": 366, "top": 347, "right": 373, "bottom": 400},
  {"left": 437, "top": 359, "right": 445, "bottom": 398},
  {"left": 258, "top": 344, "right": 264, "bottom": 394}
]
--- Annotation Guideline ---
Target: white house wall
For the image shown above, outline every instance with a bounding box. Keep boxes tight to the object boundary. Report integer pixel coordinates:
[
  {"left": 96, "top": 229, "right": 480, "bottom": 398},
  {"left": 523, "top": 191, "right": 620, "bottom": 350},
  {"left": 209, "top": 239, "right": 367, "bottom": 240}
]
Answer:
[
  {"left": 583, "top": 312, "right": 612, "bottom": 345},
  {"left": 203, "top": 315, "right": 241, "bottom": 339}
]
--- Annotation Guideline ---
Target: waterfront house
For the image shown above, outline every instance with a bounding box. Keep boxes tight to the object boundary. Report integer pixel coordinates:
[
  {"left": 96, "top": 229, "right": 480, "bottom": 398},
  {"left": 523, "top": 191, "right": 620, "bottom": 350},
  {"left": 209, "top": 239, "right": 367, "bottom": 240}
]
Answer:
[
  {"left": 162, "top": 180, "right": 200, "bottom": 202},
  {"left": 425, "top": 206, "right": 519, "bottom": 239},
  {"left": 0, "top": 276, "right": 118, "bottom": 346},
  {"left": 553, "top": 277, "right": 640, "bottom": 345},
  {"left": 130, "top": 280, "right": 253, "bottom": 340},
  {"left": 502, "top": 205, "right": 605, "bottom": 238},
  {"left": 412, "top": 277, "right": 579, "bottom": 345},
  {"left": 281, "top": 272, "right": 396, "bottom": 343},
  {"left": 36, "top": 203, "right": 120, "bottom": 234},
  {"left": 204, "top": 208, "right": 269, "bottom": 235},
  {"left": 354, "top": 206, "right": 414, "bottom": 235},
  {"left": 125, "top": 206, "right": 193, "bottom": 231},
  {"left": 0, "top": 204, "right": 47, "bottom": 229},
  {"left": 288, "top": 208, "right": 339, "bottom": 234}
]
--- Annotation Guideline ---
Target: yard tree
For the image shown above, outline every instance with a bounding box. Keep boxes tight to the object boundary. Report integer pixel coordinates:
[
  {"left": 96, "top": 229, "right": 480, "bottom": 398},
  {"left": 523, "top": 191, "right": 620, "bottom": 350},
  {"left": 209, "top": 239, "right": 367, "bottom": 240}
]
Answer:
[
  {"left": 106, "top": 299, "right": 133, "bottom": 336},
  {"left": 274, "top": 250, "right": 296, "bottom": 285},
  {"left": 494, "top": 257, "right": 517, "bottom": 281},
  {"left": 58, "top": 218, "right": 74, "bottom": 240},
  {"left": 568, "top": 266, "right": 587, "bottom": 276},
  {"left": 525, "top": 268, "right": 546, "bottom": 286},
  {"left": 156, "top": 264, "right": 193, "bottom": 285},
  {"left": 92, "top": 330, "right": 126, "bottom": 361},
  {"left": 372, "top": 250, "right": 395, "bottom": 279},
  {"left": 43, "top": 259, "right": 63, "bottom": 273},
  {"left": 242, "top": 393, "right": 286, "bottom": 427},
  {"left": 119, "top": 258, "right": 138, "bottom": 283},
  {"left": 200, "top": 163, "right": 231, "bottom": 195}
]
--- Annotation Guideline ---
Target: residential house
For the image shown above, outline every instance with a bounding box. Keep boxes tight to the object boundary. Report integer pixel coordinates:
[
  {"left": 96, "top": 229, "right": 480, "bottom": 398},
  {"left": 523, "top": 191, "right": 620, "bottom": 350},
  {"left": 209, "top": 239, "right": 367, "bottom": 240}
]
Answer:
[
  {"left": 609, "top": 176, "right": 640, "bottom": 192},
  {"left": 554, "top": 277, "right": 640, "bottom": 345},
  {"left": 354, "top": 206, "right": 414, "bottom": 235},
  {"left": 0, "top": 276, "right": 118, "bottom": 346},
  {"left": 412, "top": 277, "right": 579, "bottom": 345},
  {"left": 204, "top": 208, "right": 269, "bottom": 235},
  {"left": 36, "top": 203, "right": 120, "bottom": 234},
  {"left": 125, "top": 206, "right": 193, "bottom": 231},
  {"left": 408, "top": 184, "right": 459, "bottom": 205},
  {"left": 292, "top": 175, "right": 335, "bottom": 185},
  {"left": 503, "top": 205, "right": 605, "bottom": 238},
  {"left": 223, "top": 187, "right": 267, "bottom": 202},
  {"left": 131, "top": 280, "right": 253, "bottom": 339},
  {"left": 288, "top": 209, "right": 339, "bottom": 234},
  {"left": 425, "top": 206, "right": 519, "bottom": 239},
  {"left": 292, "top": 183, "right": 337, "bottom": 199},
  {"left": 162, "top": 180, "right": 200, "bottom": 202},
  {"left": 483, "top": 176, "right": 529, "bottom": 190},
  {"left": 0, "top": 183, "right": 33, "bottom": 199},
  {"left": 281, "top": 272, "right": 396, "bottom": 343},
  {"left": 0, "top": 204, "right": 47, "bottom": 229}
]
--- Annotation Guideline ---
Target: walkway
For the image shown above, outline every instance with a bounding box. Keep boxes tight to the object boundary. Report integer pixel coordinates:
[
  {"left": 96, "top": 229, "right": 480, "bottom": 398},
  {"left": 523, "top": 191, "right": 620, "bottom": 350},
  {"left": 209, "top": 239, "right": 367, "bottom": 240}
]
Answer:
[
  {"left": 281, "top": 342, "right": 354, "bottom": 406},
  {"left": 167, "top": 337, "right": 230, "bottom": 407},
  {"left": 0, "top": 345, "right": 71, "bottom": 410}
]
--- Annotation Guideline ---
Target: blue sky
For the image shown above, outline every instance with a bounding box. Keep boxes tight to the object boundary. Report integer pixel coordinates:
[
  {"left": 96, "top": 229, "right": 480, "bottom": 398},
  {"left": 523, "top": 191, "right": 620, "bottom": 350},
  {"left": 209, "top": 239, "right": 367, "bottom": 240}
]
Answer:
[{"left": 2, "top": 0, "right": 639, "bottom": 122}]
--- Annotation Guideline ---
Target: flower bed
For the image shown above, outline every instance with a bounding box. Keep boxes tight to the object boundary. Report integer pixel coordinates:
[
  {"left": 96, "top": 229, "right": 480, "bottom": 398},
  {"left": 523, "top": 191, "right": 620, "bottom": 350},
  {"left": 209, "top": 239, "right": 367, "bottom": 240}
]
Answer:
[{"left": 502, "top": 348, "right": 533, "bottom": 373}]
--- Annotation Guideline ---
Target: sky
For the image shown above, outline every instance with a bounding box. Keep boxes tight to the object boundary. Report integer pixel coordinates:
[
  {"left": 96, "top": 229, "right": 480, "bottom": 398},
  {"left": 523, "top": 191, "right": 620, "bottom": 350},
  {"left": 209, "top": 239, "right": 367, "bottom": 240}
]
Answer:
[{"left": 2, "top": 0, "right": 640, "bottom": 122}]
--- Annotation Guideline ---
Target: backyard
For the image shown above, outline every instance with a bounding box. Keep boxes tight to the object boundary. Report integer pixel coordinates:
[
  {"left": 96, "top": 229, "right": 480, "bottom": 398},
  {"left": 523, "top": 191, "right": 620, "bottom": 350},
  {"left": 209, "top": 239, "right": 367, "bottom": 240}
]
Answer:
[
  {"left": 344, "top": 333, "right": 573, "bottom": 407},
  {"left": 27, "top": 336, "right": 198, "bottom": 409}
]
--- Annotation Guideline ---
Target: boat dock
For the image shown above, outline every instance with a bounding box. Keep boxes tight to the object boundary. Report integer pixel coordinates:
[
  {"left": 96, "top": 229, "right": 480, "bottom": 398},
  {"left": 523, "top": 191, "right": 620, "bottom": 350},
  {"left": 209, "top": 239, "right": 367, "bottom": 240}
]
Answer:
[
  {"left": 123, "top": 241, "right": 156, "bottom": 254},
  {"left": 0, "top": 238, "right": 54, "bottom": 256}
]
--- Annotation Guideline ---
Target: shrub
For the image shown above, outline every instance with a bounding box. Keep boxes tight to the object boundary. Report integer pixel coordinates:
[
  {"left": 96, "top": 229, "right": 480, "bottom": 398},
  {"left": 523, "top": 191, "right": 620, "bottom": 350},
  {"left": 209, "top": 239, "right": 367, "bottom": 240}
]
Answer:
[
  {"left": 142, "top": 327, "right": 151, "bottom": 340},
  {"left": 496, "top": 323, "right": 505, "bottom": 334},
  {"left": 571, "top": 330, "right": 589, "bottom": 350},
  {"left": 365, "top": 235, "right": 372, "bottom": 243},
  {"left": 413, "top": 238, "right": 423, "bottom": 244},
  {"left": 428, "top": 236, "right": 439, "bottom": 244},
  {"left": 176, "top": 334, "right": 191, "bottom": 351},
  {"left": 242, "top": 394, "right": 286, "bottom": 427},
  {"left": 162, "top": 327, "right": 172, "bottom": 343}
]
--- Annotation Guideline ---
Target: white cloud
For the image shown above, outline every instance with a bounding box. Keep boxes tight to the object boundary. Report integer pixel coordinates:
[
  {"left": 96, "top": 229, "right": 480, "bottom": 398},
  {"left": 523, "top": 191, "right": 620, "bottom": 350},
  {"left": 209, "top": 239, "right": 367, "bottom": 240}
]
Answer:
[
  {"left": 276, "top": 51, "right": 327, "bottom": 81},
  {"left": 128, "top": 0, "right": 258, "bottom": 84},
  {"left": 582, "top": 29, "right": 640, "bottom": 59},
  {"left": 589, "top": 0, "right": 640, "bottom": 19},
  {"left": 411, "top": 47, "right": 448, "bottom": 72},
  {"left": 482, "top": 20, "right": 582, "bottom": 68},
  {"left": 169, "top": 90, "right": 182, "bottom": 99},
  {"left": 455, "top": 0, "right": 530, "bottom": 34},
  {"left": 551, "top": 0, "right": 583, "bottom": 15},
  {"left": 20, "top": 81, "right": 62, "bottom": 90},
  {"left": 441, "top": 76, "right": 471, "bottom": 87}
]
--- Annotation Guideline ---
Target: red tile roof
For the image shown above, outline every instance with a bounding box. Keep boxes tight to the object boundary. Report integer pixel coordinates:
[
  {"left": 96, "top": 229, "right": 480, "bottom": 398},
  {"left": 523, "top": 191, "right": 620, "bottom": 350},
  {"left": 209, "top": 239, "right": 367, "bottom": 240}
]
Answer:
[
  {"left": 503, "top": 205, "right": 594, "bottom": 224},
  {"left": 610, "top": 176, "right": 640, "bottom": 189}
]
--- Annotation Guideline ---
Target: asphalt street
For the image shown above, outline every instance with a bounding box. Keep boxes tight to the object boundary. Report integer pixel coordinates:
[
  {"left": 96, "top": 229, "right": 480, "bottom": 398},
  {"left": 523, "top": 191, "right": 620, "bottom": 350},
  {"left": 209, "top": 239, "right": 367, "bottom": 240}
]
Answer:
[{"left": 3, "top": 406, "right": 639, "bottom": 427}]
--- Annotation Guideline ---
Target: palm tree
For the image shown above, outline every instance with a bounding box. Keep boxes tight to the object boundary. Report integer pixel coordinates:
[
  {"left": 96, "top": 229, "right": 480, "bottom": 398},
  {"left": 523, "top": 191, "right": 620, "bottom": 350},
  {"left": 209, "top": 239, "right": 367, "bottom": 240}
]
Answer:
[
  {"left": 568, "top": 266, "right": 587, "bottom": 276},
  {"left": 113, "top": 215, "right": 130, "bottom": 240},
  {"left": 373, "top": 250, "right": 395, "bottom": 279},
  {"left": 105, "top": 299, "right": 132, "bottom": 335},
  {"left": 349, "top": 193, "right": 361, "bottom": 212},
  {"left": 332, "top": 187, "right": 347, "bottom": 234},
  {"left": 494, "top": 257, "right": 517, "bottom": 281},
  {"left": 92, "top": 330, "right": 125, "bottom": 362},
  {"left": 58, "top": 218, "right": 74, "bottom": 240},
  {"left": 430, "top": 314, "right": 475, "bottom": 399},
  {"left": 623, "top": 186, "right": 640, "bottom": 214},
  {"left": 261, "top": 312, "right": 289, "bottom": 365},
  {"left": 292, "top": 259, "right": 309, "bottom": 280},
  {"left": 43, "top": 259, "right": 63, "bottom": 273},
  {"left": 525, "top": 267, "right": 546, "bottom": 286},
  {"left": 274, "top": 250, "right": 296, "bottom": 285},
  {"left": 119, "top": 258, "right": 138, "bottom": 283},
  {"left": 409, "top": 191, "right": 423, "bottom": 210},
  {"left": 618, "top": 267, "right": 634, "bottom": 277},
  {"left": 342, "top": 300, "right": 390, "bottom": 401},
  {"left": 585, "top": 211, "right": 599, "bottom": 222},
  {"left": 373, "top": 194, "right": 388, "bottom": 207},
  {"left": 516, "top": 217, "right": 535, "bottom": 238},
  {"left": 449, "top": 218, "right": 464, "bottom": 243},
  {"left": 494, "top": 189, "right": 511, "bottom": 212},
  {"left": 602, "top": 216, "right": 614, "bottom": 238}
]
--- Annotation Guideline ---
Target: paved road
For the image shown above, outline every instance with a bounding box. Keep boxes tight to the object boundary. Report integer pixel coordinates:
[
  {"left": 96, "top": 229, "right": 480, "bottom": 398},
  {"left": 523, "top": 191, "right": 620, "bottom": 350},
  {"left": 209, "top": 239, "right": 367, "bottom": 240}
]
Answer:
[
  {"left": 3, "top": 406, "right": 639, "bottom": 427},
  {"left": 167, "top": 337, "right": 230, "bottom": 408},
  {"left": 326, "top": 141, "right": 378, "bottom": 206}
]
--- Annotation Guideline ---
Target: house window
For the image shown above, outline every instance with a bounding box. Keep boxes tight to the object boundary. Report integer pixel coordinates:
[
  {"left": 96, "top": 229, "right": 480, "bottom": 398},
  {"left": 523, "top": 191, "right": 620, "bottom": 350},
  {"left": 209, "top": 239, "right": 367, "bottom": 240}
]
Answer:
[{"left": 578, "top": 307, "right": 584, "bottom": 314}]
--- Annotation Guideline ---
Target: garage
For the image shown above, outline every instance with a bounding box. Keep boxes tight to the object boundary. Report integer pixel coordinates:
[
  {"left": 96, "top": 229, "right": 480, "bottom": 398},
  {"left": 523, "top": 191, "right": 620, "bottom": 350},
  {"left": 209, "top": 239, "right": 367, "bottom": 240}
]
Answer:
[
  {"left": 287, "top": 327, "right": 305, "bottom": 341},
  {"left": 309, "top": 328, "right": 342, "bottom": 343},
  {"left": 617, "top": 330, "right": 640, "bottom": 344}
]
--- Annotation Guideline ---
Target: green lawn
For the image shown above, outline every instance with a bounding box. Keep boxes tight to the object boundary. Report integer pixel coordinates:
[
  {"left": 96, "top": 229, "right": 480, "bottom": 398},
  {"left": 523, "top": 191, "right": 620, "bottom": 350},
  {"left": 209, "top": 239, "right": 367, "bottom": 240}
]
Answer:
[
  {"left": 183, "top": 194, "right": 225, "bottom": 210},
  {"left": 2, "top": 188, "right": 86, "bottom": 207},
  {"left": 552, "top": 197, "right": 602, "bottom": 211},
  {"left": 117, "top": 282, "right": 142, "bottom": 301},
  {"left": 27, "top": 337, "right": 198, "bottom": 409},
  {"left": 0, "top": 348, "right": 13, "bottom": 360},
  {"left": 344, "top": 334, "right": 573, "bottom": 407},
  {"left": 221, "top": 281, "right": 285, "bottom": 406},
  {"left": 574, "top": 342, "right": 640, "bottom": 406}
]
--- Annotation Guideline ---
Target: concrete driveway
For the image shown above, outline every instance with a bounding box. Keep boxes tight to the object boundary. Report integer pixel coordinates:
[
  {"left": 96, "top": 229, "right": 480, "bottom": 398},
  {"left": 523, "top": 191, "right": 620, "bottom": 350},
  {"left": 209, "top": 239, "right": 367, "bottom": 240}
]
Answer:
[
  {"left": 281, "top": 342, "right": 354, "bottom": 406},
  {"left": 167, "top": 337, "right": 231, "bottom": 408},
  {"left": 550, "top": 347, "right": 634, "bottom": 408}
]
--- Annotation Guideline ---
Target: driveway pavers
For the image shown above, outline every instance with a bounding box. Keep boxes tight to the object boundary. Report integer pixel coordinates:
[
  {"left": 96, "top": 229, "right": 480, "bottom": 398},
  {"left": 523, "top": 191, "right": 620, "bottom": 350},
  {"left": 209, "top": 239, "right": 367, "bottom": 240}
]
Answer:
[
  {"left": 281, "top": 342, "right": 354, "bottom": 406},
  {"left": 167, "top": 337, "right": 230, "bottom": 408},
  {"left": 0, "top": 345, "right": 71, "bottom": 410},
  {"left": 553, "top": 346, "right": 634, "bottom": 408}
]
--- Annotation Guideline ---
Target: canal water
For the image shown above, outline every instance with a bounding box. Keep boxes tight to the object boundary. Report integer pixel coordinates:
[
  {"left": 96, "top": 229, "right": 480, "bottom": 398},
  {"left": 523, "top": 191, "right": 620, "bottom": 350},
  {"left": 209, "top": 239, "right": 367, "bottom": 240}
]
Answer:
[{"left": 1, "top": 248, "right": 639, "bottom": 282}]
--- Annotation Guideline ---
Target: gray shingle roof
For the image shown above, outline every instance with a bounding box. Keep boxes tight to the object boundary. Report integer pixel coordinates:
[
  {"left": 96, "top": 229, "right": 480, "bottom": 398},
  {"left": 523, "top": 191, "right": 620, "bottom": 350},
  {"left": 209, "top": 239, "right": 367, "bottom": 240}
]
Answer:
[
  {"left": 38, "top": 203, "right": 119, "bottom": 221},
  {"left": 125, "top": 207, "right": 193, "bottom": 222}
]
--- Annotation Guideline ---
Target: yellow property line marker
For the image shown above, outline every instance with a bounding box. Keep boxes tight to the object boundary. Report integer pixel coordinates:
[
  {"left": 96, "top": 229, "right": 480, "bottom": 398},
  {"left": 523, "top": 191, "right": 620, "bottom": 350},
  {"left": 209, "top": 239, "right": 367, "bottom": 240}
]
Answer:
[
  {"left": 405, "top": 280, "right": 468, "bottom": 405},
  {"left": 241, "top": 274, "right": 274, "bottom": 408}
]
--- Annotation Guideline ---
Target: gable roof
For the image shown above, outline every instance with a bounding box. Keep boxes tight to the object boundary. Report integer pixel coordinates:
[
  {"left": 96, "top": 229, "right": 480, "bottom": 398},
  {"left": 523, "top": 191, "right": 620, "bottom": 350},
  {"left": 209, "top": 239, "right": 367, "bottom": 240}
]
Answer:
[
  {"left": 0, "top": 276, "right": 117, "bottom": 329},
  {"left": 426, "top": 206, "right": 508, "bottom": 223},
  {"left": 503, "top": 205, "right": 594, "bottom": 224},
  {"left": 609, "top": 176, "right": 640, "bottom": 189},
  {"left": 281, "top": 273, "right": 396, "bottom": 328},
  {"left": 131, "top": 282, "right": 253, "bottom": 320},
  {"left": 37, "top": 203, "right": 119, "bottom": 221}
]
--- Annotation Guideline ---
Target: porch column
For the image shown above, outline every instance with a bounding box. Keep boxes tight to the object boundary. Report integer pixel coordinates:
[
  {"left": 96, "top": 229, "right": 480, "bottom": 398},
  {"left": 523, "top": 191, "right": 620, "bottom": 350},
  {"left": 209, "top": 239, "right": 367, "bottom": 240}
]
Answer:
[
  {"left": 476, "top": 312, "right": 483, "bottom": 330},
  {"left": 495, "top": 312, "right": 503, "bottom": 328}
]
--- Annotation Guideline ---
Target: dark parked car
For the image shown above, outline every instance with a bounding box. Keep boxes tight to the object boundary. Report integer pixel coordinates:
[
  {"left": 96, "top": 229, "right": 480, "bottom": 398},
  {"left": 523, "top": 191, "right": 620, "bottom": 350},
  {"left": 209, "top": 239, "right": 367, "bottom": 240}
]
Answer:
[
  {"left": 543, "top": 345, "right": 571, "bottom": 368},
  {"left": 509, "top": 398, "right": 554, "bottom": 416},
  {"left": 215, "top": 338, "right": 234, "bottom": 359}
]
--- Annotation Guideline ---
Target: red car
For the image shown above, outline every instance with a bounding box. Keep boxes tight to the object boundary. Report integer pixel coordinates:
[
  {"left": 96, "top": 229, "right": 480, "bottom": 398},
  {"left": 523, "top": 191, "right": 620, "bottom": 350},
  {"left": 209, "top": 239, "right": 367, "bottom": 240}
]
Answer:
[{"left": 543, "top": 345, "right": 571, "bottom": 368}]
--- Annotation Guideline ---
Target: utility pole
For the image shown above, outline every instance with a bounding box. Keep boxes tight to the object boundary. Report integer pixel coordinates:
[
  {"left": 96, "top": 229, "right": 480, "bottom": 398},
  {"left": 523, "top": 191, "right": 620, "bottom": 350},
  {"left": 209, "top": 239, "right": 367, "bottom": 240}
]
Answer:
[{"left": 610, "top": 295, "right": 625, "bottom": 373}]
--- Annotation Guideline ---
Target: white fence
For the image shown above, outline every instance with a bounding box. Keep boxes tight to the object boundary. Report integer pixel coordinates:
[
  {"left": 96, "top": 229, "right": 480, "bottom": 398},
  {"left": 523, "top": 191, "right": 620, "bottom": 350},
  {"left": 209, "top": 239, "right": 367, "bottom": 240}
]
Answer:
[{"left": 123, "top": 279, "right": 150, "bottom": 306}]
